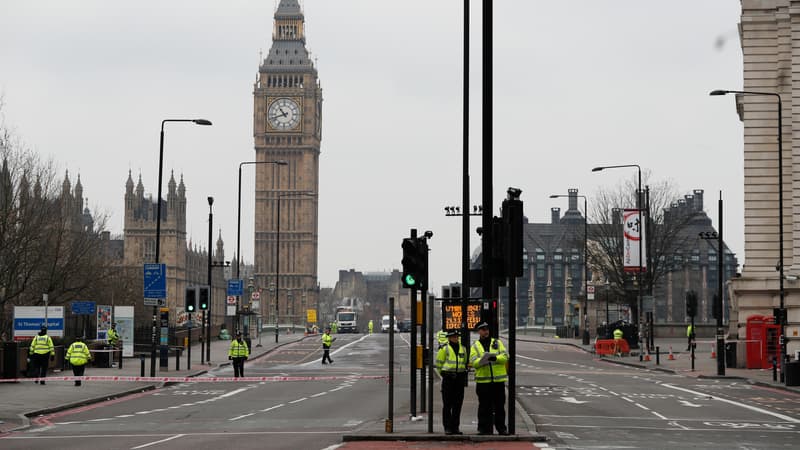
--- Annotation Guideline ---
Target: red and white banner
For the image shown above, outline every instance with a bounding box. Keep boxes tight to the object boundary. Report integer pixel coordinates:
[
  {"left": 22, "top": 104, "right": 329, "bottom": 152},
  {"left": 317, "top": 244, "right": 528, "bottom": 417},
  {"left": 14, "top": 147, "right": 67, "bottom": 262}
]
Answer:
[
  {"left": 623, "top": 208, "right": 647, "bottom": 273},
  {"left": 0, "top": 374, "right": 388, "bottom": 384}
]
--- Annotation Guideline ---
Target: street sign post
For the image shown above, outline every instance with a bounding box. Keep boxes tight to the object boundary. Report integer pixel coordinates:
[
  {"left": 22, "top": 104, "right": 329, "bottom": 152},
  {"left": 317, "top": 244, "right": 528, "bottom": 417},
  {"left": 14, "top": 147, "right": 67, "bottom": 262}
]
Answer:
[
  {"left": 143, "top": 263, "right": 167, "bottom": 299},
  {"left": 71, "top": 301, "right": 96, "bottom": 315},
  {"left": 227, "top": 279, "right": 244, "bottom": 297}
]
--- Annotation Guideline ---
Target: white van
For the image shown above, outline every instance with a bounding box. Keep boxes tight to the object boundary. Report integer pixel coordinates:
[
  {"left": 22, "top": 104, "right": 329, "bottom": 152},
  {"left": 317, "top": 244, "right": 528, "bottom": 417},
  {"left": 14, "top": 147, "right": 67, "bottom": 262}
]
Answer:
[{"left": 381, "top": 315, "right": 398, "bottom": 333}]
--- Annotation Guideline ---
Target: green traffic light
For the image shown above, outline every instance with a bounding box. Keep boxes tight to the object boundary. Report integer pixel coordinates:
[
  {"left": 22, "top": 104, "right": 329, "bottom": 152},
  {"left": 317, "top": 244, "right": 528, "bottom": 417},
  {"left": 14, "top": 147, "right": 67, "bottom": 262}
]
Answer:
[{"left": 404, "top": 274, "right": 417, "bottom": 286}]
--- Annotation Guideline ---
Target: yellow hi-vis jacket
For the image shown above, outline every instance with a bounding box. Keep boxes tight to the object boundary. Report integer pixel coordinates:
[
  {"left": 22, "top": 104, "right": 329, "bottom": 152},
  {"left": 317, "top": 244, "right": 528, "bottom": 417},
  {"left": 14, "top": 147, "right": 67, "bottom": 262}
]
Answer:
[
  {"left": 613, "top": 328, "right": 623, "bottom": 340},
  {"left": 436, "top": 330, "right": 448, "bottom": 347},
  {"left": 469, "top": 338, "right": 508, "bottom": 383},
  {"left": 107, "top": 328, "right": 119, "bottom": 346},
  {"left": 686, "top": 325, "right": 694, "bottom": 338},
  {"left": 436, "top": 342, "right": 467, "bottom": 374},
  {"left": 67, "top": 341, "right": 91, "bottom": 366},
  {"left": 322, "top": 333, "right": 334, "bottom": 348},
  {"left": 228, "top": 339, "right": 249, "bottom": 358},
  {"left": 29, "top": 335, "right": 54, "bottom": 356}
]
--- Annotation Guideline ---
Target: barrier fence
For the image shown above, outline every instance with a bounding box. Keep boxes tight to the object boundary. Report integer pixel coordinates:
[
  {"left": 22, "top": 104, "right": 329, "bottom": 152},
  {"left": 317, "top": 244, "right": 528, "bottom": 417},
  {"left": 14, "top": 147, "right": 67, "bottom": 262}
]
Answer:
[{"left": 0, "top": 374, "right": 389, "bottom": 384}]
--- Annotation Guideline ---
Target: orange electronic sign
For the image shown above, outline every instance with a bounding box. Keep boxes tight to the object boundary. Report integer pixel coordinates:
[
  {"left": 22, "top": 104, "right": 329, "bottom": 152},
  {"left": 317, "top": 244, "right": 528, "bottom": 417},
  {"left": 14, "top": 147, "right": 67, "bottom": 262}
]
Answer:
[{"left": 443, "top": 301, "right": 482, "bottom": 331}]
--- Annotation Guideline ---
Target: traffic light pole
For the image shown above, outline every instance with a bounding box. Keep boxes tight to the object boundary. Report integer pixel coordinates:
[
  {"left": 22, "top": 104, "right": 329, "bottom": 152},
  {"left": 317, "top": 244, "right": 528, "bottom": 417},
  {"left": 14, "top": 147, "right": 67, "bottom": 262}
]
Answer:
[
  {"left": 717, "top": 193, "right": 725, "bottom": 376},
  {"left": 409, "top": 230, "right": 417, "bottom": 419}
]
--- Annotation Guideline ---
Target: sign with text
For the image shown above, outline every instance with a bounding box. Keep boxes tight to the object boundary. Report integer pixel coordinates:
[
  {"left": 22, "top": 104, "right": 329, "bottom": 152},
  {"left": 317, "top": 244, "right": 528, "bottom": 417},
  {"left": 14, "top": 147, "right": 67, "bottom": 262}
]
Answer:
[
  {"left": 13, "top": 306, "right": 65, "bottom": 340},
  {"left": 71, "top": 301, "right": 96, "bottom": 315},
  {"left": 227, "top": 279, "right": 243, "bottom": 297},
  {"left": 143, "top": 263, "right": 167, "bottom": 299},
  {"left": 442, "top": 300, "right": 482, "bottom": 331}
]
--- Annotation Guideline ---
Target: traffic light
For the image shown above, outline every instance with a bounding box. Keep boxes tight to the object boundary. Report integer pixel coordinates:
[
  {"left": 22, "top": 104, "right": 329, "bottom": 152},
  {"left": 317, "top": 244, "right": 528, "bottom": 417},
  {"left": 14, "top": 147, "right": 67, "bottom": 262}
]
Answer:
[
  {"left": 199, "top": 286, "right": 210, "bottom": 310},
  {"left": 417, "top": 238, "right": 429, "bottom": 289},
  {"left": 185, "top": 286, "right": 197, "bottom": 312},
  {"left": 686, "top": 290, "right": 698, "bottom": 317},
  {"left": 502, "top": 195, "right": 524, "bottom": 278},
  {"left": 402, "top": 237, "right": 419, "bottom": 288}
]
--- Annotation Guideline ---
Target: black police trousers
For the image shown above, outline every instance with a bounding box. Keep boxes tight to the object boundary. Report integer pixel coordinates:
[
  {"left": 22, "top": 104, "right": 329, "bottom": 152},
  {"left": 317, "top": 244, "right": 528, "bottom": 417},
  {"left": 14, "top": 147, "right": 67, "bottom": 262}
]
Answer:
[
  {"left": 476, "top": 381, "right": 506, "bottom": 434},
  {"left": 440, "top": 371, "right": 466, "bottom": 433}
]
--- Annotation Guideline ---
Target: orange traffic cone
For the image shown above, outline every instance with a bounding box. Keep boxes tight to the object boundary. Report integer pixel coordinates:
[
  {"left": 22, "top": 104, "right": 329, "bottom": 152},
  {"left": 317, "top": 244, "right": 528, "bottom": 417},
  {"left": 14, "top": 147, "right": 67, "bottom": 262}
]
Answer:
[
  {"left": 710, "top": 344, "right": 716, "bottom": 359},
  {"left": 643, "top": 350, "right": 651, "bottom": 362},
  {"left": 668, "top": 346, "right": 676, "bottom": 360}
]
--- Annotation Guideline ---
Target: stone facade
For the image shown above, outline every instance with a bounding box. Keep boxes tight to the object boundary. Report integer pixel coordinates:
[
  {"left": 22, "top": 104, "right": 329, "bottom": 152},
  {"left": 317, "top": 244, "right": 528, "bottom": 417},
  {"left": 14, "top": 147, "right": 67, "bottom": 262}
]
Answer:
[
  {"left": 730, "top": 1, "right": 799, "bottom": 357},
  {"left": 252, "top": 0, "right": 322, "bottom": 325},
  {"left": 123, "top": 171, "right": 228, "bottom": 326}
]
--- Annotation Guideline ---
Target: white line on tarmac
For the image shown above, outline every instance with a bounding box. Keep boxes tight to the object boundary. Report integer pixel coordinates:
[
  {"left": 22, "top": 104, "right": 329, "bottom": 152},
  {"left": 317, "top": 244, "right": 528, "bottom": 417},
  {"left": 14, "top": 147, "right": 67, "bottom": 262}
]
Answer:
[
  {"left": 311, "top": 392, "right": 327, "bottom": 397},
  {"left": 130, "top": 433, "right": 184, "bottom": 449},
  {"left": 289, "top": 397, "right": 307, "bottom": 404},
  {"left": 661, "top": 383, "right": 800, "bottom": 423},
  {"left": 651, "top": 411, "right": 668, "bottom": 420},
  {"left": 229, "top": 413, "right": 255, "bottom": 421},
  {"left": 259, "top": 403, "right": 285, "bottom": 412}
]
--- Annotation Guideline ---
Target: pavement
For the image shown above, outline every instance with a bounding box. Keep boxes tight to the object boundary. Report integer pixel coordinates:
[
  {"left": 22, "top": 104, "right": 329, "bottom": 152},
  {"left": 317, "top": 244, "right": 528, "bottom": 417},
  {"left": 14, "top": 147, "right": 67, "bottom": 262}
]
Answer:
[
  {"left": 0, "top": 330, "right": 308, "bottom": 434},
  {"left": 4, "top": 330, "right": 798, "bottom": 445}
]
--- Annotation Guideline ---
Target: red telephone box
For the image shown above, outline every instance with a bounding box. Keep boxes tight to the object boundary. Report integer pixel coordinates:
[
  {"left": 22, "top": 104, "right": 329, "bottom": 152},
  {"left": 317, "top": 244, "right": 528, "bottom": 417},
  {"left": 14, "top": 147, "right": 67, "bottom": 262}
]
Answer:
[{"left": 746, "top": 315, "right": 781, "bottom": 369}]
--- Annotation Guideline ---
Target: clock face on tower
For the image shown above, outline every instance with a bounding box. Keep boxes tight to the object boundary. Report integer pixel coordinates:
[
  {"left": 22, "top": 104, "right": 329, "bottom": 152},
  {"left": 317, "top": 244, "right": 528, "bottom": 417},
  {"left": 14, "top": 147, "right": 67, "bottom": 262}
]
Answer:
[{"left": 267, "top": 97, "right": 301, "bottom": 131}]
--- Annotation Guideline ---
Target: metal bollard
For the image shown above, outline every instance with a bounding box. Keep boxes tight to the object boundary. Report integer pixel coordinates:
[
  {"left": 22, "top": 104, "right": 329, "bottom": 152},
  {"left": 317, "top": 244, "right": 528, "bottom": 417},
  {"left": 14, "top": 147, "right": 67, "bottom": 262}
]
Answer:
[
  {"left": 176, "top": 348, "right": 180, "bottom": 371},
  {"left": 656, "top": 346, "right": 660, "bottom": 365},
  {"left": 140, "top": 354, "right": 145, "bottom": 377},
  {"left": 773, "top": 357, "right": 778, "bottom": 382},
  {"left": 118, "top": 348, "right": 123, "bottom": 370}
]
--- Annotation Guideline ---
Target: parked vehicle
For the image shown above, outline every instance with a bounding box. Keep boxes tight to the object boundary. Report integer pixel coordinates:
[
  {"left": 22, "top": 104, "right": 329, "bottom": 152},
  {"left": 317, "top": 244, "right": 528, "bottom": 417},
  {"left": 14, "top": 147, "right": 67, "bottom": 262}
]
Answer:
[
  {"left": 398, "top": 319, "right": 412, "bottom": 332},
  {"left": 381, "top": 315, "right": 399, "bottom": 333}
]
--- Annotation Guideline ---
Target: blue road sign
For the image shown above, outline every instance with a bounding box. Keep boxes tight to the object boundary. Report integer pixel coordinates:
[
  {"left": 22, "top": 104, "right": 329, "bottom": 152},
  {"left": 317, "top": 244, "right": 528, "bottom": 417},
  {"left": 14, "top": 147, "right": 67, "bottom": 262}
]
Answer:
[
  {"left": 71, "top": 301, "right": 96, "bottom": 315},
  {"left": 143, "top": 263, "right": 167, "bottom": 299},
  {"left": 227, "top": 279, "right": 244, "bottom": 297}
]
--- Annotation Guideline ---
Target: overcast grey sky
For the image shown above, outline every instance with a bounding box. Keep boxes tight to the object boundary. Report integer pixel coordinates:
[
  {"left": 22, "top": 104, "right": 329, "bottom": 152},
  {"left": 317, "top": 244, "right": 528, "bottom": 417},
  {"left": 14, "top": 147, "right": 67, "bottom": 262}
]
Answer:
[{"left": 0, "top": 1, "right": 743, "bottom": 289}]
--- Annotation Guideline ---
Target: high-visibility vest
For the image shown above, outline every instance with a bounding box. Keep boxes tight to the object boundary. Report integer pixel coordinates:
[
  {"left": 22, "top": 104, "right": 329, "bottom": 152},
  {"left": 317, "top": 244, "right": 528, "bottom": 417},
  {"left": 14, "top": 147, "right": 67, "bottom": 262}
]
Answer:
[
  {"left": 437, "top": 330, "right": 448, "bottom": 347},
  {"left": 67, "top": 341, "right": 91, "bottom": 366},
  {"left": 322, "top": 333, "right": 333, "bottom": 348},
  {"left": 228, "top": 339, "right": 249, "bottom": 358},
  {"left": 29, "top": 335, "right": 54, "bottom": 355},
  {"left": 107, "top": 328, "right": 119, "bottom": 345},
  {"left": 686, "top": 325, "right": 694, "bottom": 338},
  {"left": 469, "top": 338, "right": 508, "bottom": 383},
  {"left": 613, "top": 329, "right": 623, "bottom": 340},
  {"left": 436, "top": 342, "right": 467, "bottom": 373}
]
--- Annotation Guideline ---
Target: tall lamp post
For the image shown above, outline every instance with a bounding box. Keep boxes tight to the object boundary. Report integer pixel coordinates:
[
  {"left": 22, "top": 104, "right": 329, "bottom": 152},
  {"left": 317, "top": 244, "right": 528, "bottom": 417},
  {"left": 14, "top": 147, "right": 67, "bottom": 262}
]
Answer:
[
  {"left": 152, "top": 118, "right": 212, "bottom": 377},
  {"left": 274, "top": 191, "right": 316, "bottom": 343},
  {"left": 550, "top": 192, "right": 590, "bottom": 345},
  {"left": 592, "top": 164, "right": 644, "bottom": 355},
  {"left": 710, "top": 89, "right": 786, "bottom": 381},
  {"left": 236, "top": 160, "right": 287, "bottom": 334}
]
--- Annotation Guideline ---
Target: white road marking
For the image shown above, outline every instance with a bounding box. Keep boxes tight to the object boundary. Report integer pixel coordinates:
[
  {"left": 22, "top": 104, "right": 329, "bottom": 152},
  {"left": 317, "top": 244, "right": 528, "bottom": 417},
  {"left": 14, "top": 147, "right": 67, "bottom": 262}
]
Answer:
[
  {"left": 662, "top": 383, "right": 800, "bottom": 423},
  {"left": 289, "top": 397, "right": 307, "bottom": 404},
  {"left": 560, "top": 397, "right": 588, "bottom": 404},
  {"left": 634, "top": 403, "right": 650, "bottom": 411},
  {"left": 229, "top": 413, "right": 255, "bottom": 421},
  {"left": 651, "top": 411, "right": 668, "bottom": 420},
  {"left": 260, "top": 403, "right": 285, "bottom": 412},
  {"left": 130, "top": 433, "right": 184, "bottom": 449},
  {"left": 311, "top": 392, "right": 327, "bottom": 397},
  {"left": 678, "top": 400, "right": 703, "bottom": 408}
]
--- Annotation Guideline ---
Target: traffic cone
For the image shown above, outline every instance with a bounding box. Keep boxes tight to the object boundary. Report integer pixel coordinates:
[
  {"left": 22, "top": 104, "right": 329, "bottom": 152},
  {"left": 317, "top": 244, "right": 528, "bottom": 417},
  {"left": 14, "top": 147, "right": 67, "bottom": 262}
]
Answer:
[
  {"left": 668, "top": 346, "right": 676, "bottom": 360},
  {"left": 710, "top": 344, "right": 716, "bottom": 359},
  {"left": 643, "top": 350, "right": 651, "bottom": 362}
]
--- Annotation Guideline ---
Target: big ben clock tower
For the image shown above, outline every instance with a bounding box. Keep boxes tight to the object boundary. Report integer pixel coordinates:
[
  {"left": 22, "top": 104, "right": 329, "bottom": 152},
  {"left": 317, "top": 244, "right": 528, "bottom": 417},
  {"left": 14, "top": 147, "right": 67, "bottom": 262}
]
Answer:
[{"left": 253, "top": 0, "right": 321, "bottom": 327}]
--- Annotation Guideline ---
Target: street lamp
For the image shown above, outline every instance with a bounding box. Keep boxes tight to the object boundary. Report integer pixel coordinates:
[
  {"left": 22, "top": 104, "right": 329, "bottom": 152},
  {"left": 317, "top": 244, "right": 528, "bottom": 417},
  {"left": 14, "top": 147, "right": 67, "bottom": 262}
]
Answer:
[
  {"left": 274, "top": 191, "right": 316, "bottom": 343},
  {"left": 592, "top": 164, "right": 644, "bottom": 356},
  {"left": 206, "top": 196, "right": 214, "bottom": 364},
  {"left": 710, "top": 89, "right": 786, "bottom": 381},
  {"left": 550, "top": 192, "right": 590, "bottom": 345},
  {"left": 152, "top": 118, "right": 212, "bottom": 377},
  {"left": 236, "top": 160, "right": 287, "bottom": 333}
]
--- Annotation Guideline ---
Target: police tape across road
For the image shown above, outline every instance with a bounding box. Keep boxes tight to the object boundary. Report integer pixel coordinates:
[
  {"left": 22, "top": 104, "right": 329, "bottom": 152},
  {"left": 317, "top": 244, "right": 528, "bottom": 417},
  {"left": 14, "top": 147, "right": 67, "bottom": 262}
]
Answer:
[{"left": 0, "top": 374, "right": 389, "bottom": 383}]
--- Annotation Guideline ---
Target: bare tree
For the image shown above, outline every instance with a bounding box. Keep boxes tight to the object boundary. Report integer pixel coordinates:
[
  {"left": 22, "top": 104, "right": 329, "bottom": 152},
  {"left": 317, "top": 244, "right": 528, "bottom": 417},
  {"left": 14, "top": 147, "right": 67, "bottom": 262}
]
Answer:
[
  {"left": 588, "top": 172, "right": 695, "bottom": 323},
  {"left": 0, "top": 102, "right": 113, "bottom": 337}
]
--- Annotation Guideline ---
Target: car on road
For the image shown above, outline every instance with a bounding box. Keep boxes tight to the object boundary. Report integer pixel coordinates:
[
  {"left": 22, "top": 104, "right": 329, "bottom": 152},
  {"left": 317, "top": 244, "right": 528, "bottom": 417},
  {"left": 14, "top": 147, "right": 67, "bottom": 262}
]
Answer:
[{"left": 398, "top": 319, "right": 412, "bottom": 332}]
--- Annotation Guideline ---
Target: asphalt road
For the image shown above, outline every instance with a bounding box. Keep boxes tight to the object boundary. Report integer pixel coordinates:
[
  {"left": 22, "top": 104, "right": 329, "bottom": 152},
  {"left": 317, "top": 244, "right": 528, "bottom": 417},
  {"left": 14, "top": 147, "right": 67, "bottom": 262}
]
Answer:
[
  {"left": 1, "top": 333, "right": 410, "bottom": 450},
  {"left": 515, "top": 340, "right": 800, "bottom": 449}
]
